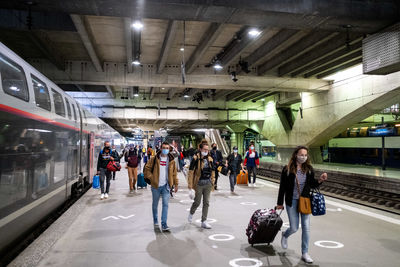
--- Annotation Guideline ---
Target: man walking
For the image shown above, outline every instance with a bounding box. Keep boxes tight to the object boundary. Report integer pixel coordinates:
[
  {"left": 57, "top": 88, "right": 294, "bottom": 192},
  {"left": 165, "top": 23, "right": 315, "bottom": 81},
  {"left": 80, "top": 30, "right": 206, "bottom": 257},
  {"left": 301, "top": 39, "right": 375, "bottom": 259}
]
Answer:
[
  {"left": 210, "top": 143, "right": 223, "bottom": 190},
  {"left": 97, "top": 141, "right": 115, "bottom": 200},
  {"left": 144, "top": 142, "right": 178, "bottom": 231}
]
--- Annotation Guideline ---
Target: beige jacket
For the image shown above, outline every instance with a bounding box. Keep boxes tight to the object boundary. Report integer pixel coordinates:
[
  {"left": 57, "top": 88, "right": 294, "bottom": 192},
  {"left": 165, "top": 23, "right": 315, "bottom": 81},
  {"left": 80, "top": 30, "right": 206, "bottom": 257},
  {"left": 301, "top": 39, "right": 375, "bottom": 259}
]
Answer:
[
  {"left": 187, "top": 152, "right": 215, "bottom": 190},
  {"left": 144, "top": 152, "right": 178, "bottom": 189}
]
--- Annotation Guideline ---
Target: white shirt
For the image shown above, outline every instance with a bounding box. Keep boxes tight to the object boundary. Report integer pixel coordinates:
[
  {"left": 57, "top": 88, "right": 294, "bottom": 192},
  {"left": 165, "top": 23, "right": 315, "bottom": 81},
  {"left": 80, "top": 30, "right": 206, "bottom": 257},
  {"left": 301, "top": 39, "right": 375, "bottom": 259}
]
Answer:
[
  {"left": 249, "top": 151, "right": 255, "bottom": 158},
  {"left": 158, "top": 156, "right": 168, "bottom": 187}
]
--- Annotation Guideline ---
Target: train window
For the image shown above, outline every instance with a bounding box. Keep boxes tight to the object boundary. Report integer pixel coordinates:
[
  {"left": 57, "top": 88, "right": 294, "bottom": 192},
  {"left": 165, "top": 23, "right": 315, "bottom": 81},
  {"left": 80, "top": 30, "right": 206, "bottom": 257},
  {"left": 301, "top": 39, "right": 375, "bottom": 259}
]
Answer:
[
  {"left": 65, "top": 98, "right": 72, "bottom": 119},
  {"left": 52, "top": 89, "right": 66, "bottom": 117},
  {"left": 31, "top": 75, "right": 51, "bottom": 111},
  {"left": 0, "top": 53, "right": 29, "bottom": 102},
  {"left": 72, "top": 103, "right": 77, "bottom": 121}
]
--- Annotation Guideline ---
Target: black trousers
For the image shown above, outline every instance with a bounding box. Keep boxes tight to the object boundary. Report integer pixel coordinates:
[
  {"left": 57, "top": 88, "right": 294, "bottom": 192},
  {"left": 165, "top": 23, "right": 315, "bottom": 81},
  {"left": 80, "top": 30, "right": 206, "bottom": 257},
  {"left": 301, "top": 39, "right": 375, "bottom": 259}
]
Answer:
[{"left": 214, "top": 169, "right": 219, "bottom": 188}]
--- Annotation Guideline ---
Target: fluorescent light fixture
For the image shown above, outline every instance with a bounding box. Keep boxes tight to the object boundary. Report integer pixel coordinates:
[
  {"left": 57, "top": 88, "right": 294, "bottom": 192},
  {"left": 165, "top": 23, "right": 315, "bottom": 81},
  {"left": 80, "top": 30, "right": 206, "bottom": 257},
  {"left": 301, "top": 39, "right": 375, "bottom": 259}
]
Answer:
[
  {"left": 180, "top": 47, "right": 185, "bottom": 51},
  {"left": 161, "top": 87, "right": 165, "bottom": 90},
  {"left": 37, "top": 83, "right": 42, "bottom": 87},
  {"left": 134, "top": 93, "right": 139, "bottom": 97},
  {"left": 248, "top": 29, "right": 261, "bottom": 37},
  {"left": 183, "top": 94, "right": 190, "bottom": 98},
  {"left": 132, "top": 21, "right": 143, "bottom": 30},
  {"left": 194, "top": 128, "right": 207, "bottom": 132},
  {"left": 9, "top": 86, "right": 20, "bottom": 91},
  {"left": 132, "top": 60, "right": 140, "bottom": 65},
  {"left": 213, "top": 64, "right": 223, "bottom": 70}
]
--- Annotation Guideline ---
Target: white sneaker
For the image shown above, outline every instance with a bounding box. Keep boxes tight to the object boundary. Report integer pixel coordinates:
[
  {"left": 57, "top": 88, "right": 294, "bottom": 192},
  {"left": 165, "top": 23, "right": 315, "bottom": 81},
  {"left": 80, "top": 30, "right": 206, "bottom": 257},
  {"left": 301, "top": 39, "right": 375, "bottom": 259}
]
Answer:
[
  {"left": 281, "top": 232, "right": 288, "bottom": 249},
  {"left": 201, "top": 221, "right": 212, "bottom": 229},
  {"left": 188, "top": 213, "right": 193, "bottom": 223},
  {"left": 104, "top": 193, "right": 109, "bottom": 199},
  {"left": 253, "top": 183, "right": 256, "bottom": 187},
  {"left": 302, "top": 253, "right": 313, "bottom": 263},
  {"left": 248, "top": 183, "right": 251, "bottom": 187},
  {"left": 100, "top": 193, "right": 104, "bottom": 200}
]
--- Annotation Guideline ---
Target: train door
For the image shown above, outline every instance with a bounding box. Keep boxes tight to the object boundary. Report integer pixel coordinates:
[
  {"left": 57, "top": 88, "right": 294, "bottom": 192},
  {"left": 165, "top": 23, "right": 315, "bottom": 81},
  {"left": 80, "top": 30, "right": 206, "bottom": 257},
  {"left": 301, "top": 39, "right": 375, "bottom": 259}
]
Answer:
[{"left": 89, "top": 132, "right": 95, "bottom": 182}]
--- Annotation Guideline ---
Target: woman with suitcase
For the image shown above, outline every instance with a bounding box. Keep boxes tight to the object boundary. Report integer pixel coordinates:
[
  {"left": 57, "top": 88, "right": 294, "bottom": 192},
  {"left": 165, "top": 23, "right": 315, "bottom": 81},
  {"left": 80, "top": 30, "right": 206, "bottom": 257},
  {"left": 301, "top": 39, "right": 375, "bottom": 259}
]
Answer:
[{"left": 276, "top": 146, "right": 327, "bottom": 264}]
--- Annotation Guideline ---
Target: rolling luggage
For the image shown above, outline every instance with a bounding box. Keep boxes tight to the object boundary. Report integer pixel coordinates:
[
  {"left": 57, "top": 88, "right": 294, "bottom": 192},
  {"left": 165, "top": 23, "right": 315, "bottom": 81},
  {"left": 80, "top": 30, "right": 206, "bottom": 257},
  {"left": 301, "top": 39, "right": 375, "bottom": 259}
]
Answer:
[
  {"left": 246, "top": 208, "right": 283, "bottom": 246},
  {"left": 92, "top": 175, "right": 100, "bottom": 189},
  {"left": 237, "top": 170, "right": 248, "bottom": 184},
  {"left": 137, "top": 173, "right": 147, "bottom": 188}
]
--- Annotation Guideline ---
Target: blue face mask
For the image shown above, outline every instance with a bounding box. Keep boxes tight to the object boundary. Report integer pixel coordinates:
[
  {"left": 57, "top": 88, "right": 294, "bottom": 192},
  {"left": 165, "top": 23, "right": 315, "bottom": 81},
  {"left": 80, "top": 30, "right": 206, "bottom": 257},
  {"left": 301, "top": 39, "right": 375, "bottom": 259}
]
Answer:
[
  {"left": 233, "top": 150, "right": 238, "bottom": 153},
  {"left": 162, "top": 149, "right": 169, "bottom": 155}
]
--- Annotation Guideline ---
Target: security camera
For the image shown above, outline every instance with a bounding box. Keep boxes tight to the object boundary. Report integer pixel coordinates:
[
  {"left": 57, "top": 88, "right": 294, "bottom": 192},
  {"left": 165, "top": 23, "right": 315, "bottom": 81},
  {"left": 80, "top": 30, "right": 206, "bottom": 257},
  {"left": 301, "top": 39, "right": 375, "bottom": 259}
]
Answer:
[{"left": 230, "top": 71, "right": 238, "bottom": 82}]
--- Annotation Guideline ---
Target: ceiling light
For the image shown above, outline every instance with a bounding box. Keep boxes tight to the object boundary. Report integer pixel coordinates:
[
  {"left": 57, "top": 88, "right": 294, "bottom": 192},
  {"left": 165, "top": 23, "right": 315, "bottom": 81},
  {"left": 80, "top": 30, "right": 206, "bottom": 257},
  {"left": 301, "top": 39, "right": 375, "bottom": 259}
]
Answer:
[
  {"left": 161, "top": 87, "right": 165, "bottom": 90},
  {"left": 132, "top": 21, "right": 143, "bottom": 30},
  {"left": 248, "top": 29, "right": 261, "bottom": 37},
  {"left": 132, "top": 59, "right": 140, "bottom": 65},
  {"left": 180, "top": 47, "right": 184, "bottom": 51},
  {"left": 261, "top": 98, "right": 265, "bottom": 101},
  {"left": 213, "top": 63, "right": 223, "bottom": 70},
  {"left": 184, "top": 94, "right": 189, "bottom": 98},
  {"left": 9, "top": 86, "right": 20, "bottom": 91}
]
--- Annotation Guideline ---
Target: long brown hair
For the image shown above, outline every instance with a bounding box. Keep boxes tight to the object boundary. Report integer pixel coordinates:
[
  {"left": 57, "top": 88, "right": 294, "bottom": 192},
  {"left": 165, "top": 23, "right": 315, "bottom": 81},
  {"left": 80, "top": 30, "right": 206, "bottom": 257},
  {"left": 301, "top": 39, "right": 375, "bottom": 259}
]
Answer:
[{"left": 287, "top": 146, "right": 312, "bottom": 175}]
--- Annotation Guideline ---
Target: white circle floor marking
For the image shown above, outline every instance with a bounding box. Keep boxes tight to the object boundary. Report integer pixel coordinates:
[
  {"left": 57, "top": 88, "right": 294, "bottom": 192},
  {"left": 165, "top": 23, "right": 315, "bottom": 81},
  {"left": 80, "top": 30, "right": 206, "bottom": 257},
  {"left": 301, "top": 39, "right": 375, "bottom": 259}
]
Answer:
[
  {"left": 180, "top": 199, "right": 194, "bottom": 204},
  {"left": 240, "top": 202, "right": 257, "bottom": 206},
  {"left": 228, "top": 195, "right": 243, "bottom": 199},
  {"left": 196, "top": 218, "right": 217, "bottom": 224},
  {"left": 282, "top": 222, "right": 301, "bottom": 228},
  {"left": 212, "top": 245, "right": 218, "bottom": 249},
  {"left": 314, "top": 240, "right": 344, "bottom": 249},
  {"left": 229, "top": 258, "right": 263, "bottom": 267},
  {"left": 208, "top": 234, "right": 235, "bottom": 241}
]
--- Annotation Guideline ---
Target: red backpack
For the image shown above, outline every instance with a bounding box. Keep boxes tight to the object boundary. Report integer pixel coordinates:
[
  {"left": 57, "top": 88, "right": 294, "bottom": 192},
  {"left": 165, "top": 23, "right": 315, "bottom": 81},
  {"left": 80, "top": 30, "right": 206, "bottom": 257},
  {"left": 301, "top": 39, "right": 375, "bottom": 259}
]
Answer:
[{"left": 107, "top": 161, "right": 121, "bottom": 172}]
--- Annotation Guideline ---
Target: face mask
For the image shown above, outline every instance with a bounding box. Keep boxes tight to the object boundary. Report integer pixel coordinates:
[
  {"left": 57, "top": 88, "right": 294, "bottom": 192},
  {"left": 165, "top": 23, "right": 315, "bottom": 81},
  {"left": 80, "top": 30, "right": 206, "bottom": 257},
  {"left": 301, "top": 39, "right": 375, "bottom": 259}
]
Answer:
[
  {"left": 297, "top": 155, "right": 307, "bottom": 164},
  {"left": 105, "top": 146, "right": 110, "bottom": 150},
  {"left": 233, "top": 150, "right": 238, "bottom": 153},
  {"left": 201, "top": 151, "right": 208, "bottom": 157},
  {"left": 250, "top": 146, "right": 254, "bottom": 150},
  {"left": 162, "top": 149, "right": 169, "bottom": 155},
  {"left": 213, "top": 147, "right": 217, "bottom": 150}
]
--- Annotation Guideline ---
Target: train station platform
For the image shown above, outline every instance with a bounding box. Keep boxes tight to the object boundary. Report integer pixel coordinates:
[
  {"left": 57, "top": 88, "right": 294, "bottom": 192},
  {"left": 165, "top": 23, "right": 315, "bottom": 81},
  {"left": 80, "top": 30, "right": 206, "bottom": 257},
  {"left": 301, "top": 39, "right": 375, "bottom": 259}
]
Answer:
[
  {"left": 259, "top": 158, "right": 400, "bottom": 180},
  {"left": 10, "top": 168, "right": 400, "bottom": 267}
]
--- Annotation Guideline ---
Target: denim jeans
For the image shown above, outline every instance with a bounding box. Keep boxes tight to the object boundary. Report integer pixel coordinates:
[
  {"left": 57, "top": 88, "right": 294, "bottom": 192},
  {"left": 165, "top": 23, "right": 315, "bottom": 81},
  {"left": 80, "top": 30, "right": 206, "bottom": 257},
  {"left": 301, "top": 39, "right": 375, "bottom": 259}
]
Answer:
[
  {"left": 229, "top": 171, "right": 237, "bottom": 192},
  {"left": 247, "top": 166, "right": 257, "bottom": 183},
  {"left": 99, "top": 168, "right": 111, "bottom": 194},
  {"left": 284, "top": 199, "right": 311, "bottom": 254},
  {"left": 151, "top": 184, "right": 170, "bottom": 226}
]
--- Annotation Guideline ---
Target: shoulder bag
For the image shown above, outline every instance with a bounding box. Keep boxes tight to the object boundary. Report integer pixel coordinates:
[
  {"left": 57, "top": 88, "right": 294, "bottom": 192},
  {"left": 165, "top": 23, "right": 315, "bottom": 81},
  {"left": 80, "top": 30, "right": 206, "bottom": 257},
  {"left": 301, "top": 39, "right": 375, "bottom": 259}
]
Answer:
[{"left": 295, "top": 173, "right": 311, "bottom": 214}]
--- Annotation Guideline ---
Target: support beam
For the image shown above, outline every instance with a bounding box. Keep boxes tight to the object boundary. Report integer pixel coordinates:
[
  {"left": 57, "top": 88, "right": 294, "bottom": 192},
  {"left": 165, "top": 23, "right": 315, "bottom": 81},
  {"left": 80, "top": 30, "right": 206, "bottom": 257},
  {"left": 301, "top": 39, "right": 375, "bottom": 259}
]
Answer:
[
  {"left": 50, "top": 61, "right": 329, "bottom": 92},
  {"left": 105, "top": 85, "right": 115, "bottom": 98},
  {"left": 26, "top": 30, "right": 65, "bottom": 71},
  {"left": 70, "top": 14, "right": 103, "bottom": 72},
  {"left": 251, "top": 91, "right": 277, "bottom": 102},
  {"left": 243, "top": 29, "right": 300, "bottom": 69},
  {"left": 278, "top": 33, "right": 363, "bottom": 76},
  {"left": 149, "top": 87, "right": 155, "bottom": 100},
  {"left": 291, "top": 41, "right": 362, "bottom": 77},
  {"left": 304, "top": 50, "right": 362, "bottom": 78},
  {"left": 226, "top": 90, "right": 247, "bottom": 101},
  {"left": 242, "top": 91, "right": 269, "bottom": 102},
  {"left": 157, "top": 20, "right": 178, "bottom": 74},
  {"left": 257, "top": 31, "right": 338, "bottom": 75},
  {"left": 186, "top": 23, "right": 223, "bottom": 73},
  {"left": 124, "top": 18, "right": 133, "bottom": 73},
  {"left": 219, "top": 26, "right": 261, "bottom": 67},
  {"left": 233, "top": 91, "right": 256, "bottom": 102},
  {"left": 168, "top": 88, "right": 177, "bottom": 99},
  {"left": 316, "top": 58, "right": 363, "bottom": 79}
]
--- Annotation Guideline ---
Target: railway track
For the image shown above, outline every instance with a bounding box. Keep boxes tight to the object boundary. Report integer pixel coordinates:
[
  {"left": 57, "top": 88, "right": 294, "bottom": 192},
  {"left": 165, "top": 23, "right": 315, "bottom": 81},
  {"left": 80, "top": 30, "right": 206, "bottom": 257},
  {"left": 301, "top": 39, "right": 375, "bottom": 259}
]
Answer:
[{"left": 257, "top": 168, "right": 400, "bottom": 216}]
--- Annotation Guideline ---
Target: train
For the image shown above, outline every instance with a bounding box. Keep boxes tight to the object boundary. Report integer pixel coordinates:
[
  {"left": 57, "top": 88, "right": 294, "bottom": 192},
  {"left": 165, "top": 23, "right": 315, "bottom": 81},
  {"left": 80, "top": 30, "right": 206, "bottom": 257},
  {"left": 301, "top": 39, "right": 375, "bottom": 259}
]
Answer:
[
  {"left": 0, "top": 42, "right": 125, "bottom": 257},
  {"left": 327, "top": 124, "right": 400, "bottom": 168}
]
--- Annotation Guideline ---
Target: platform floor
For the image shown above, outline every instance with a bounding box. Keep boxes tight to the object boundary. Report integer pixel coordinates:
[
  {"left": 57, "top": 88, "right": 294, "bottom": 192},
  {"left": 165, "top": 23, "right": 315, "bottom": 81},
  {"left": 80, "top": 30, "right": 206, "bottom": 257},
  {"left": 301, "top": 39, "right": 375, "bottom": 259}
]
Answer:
[
  {"left": 260, "top": 157, "right": 400, "bottom": 180},
  {"left": 10, "top": 167, "right": 400, "bottom": 267}
]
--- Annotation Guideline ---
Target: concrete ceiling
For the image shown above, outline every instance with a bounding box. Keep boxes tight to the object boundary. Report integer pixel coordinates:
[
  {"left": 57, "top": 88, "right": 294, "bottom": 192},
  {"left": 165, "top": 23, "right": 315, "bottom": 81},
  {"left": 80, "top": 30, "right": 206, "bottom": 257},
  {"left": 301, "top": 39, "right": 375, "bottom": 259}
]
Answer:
[{"left": 0, "top": 1, "right": 399, "bottom": 133}]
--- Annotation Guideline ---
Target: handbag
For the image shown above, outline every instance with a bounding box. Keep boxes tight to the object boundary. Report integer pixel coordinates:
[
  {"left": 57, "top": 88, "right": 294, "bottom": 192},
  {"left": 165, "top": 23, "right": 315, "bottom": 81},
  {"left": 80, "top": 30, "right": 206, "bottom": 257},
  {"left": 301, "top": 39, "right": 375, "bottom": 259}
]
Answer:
[
  {"left": 107, "top": 161, "right": 121, "bottom": 172},
  {"left": 295, "top": 173, "right": 311, "bottom": 214},
  {"left": 217, "top": 165, "right": 229, "bottom": 175},
  {"left": 311, "top": 188, "right": 326, "bottom": 216}
]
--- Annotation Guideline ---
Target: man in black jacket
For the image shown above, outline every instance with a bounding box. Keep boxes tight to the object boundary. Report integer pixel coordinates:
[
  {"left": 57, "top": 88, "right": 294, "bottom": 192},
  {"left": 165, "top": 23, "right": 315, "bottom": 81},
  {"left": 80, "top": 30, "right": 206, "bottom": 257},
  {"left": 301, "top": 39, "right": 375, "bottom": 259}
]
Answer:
[
  {"left": 97, "top": 141, "right": 118, "bottom": 200},
  {"left": 226, "top": 146, "right": 243, "bottom": 193},
  {"left": 210, "top": 143, "right": 223, "bottom": 190}
]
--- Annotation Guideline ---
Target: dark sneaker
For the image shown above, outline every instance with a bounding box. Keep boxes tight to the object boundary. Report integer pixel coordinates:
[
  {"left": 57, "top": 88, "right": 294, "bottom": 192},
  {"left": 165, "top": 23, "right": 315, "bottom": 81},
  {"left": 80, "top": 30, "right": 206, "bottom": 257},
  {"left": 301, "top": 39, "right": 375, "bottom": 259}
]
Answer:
[{"left": 162, "top": 224, "right": 170, "bottom": 231}]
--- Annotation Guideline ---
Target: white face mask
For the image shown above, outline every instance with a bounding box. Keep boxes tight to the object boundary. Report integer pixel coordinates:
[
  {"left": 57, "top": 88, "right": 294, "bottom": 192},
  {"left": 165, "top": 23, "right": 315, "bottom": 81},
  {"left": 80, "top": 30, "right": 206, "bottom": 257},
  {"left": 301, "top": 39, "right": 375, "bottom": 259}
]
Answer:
[
  {"left": 250, "top": 146, "right": 254, "bottom": 150},
  {"left": 297, "top": 155, "right": 307, "bottom": 164},
  {"left": 201, "top": 151, "right": 208, "bottom": 157}
]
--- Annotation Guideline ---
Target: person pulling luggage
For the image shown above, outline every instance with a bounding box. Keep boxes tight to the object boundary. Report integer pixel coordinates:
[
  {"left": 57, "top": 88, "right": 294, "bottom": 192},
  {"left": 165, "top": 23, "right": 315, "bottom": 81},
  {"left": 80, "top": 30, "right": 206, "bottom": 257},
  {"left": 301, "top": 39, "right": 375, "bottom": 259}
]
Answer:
[
  {"left": 187, "top": 140, "right": 215, "bottom": 229},
  {"left": 225, "top": 146, "right": 243, "bottom": 193},
  {"left": 276, "top": 146, "right": 327, "bottom": 264}
]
